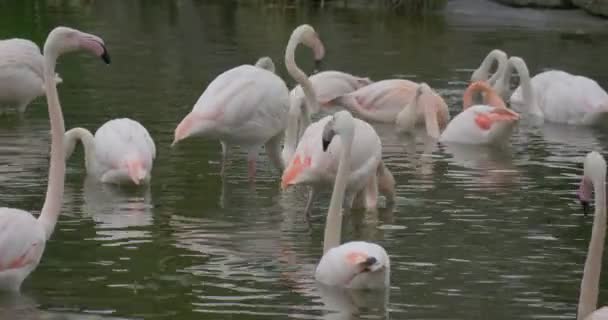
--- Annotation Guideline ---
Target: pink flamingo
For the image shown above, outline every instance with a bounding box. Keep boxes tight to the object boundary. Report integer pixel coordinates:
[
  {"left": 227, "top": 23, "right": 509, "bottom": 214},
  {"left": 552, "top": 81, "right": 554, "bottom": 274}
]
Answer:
[
  {"left": 330, "top": 79, "right": 449, "bottom": 126},
  {"left": 0, "top": 26, "right": 109, "bottom": 291}
]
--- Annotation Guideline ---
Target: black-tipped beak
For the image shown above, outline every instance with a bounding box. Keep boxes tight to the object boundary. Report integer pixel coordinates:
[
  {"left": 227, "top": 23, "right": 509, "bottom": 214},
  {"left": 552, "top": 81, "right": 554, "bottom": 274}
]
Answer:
[
  {"left": 363, "top": 257, "right": 377, "bottom": 266},
  {"left": 581, "top": 200, "right": 590, "bottom": 216},
  {"left": 313, "top": 59, "right": 323, "bottom": 74},
  {"left": 101, "top": 45, "right": 111, "bottom": 64},
  {"left": 322, "top": 138, "right": 331, "bottom": 151}
]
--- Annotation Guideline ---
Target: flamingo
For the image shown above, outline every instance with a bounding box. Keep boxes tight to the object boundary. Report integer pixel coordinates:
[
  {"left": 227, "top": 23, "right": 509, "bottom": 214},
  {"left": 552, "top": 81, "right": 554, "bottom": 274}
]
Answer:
[
  {"left": 172, "top": 55, "right": 295, "bottom": 180},
  {"left": 282, "top": 24, "right": 326, "bottom": 166},
  {"left": 305, "top": 111, "right": 390, "bottom": 289},
  {"left": 576, "top": 151, "right": 608, "bottom": 320},
  {"left": 470, "top": 49, "right": 510, "bottom": 100},
  {"left": 330, "top": 79, "right": 449, "bottom": 126},
  {"left": 281, "top": 109, "right": 394, "bottom": 214},
  {"left": 395, "top": 83, "right": 451, "bottom": 139},
  {"left": 504, "top": 57, "right": 608, "bottom": 126},
  {"left": 0, "top": 38, "right": 63, "bottom": 113},
  {"left": 64, "top": 118, "right": 156, "bottom": 185},
  {"left": 398, "top": 82, "right": 519, "bottom": 145},
  {"left": 0, "top": 26, "right": 109, "bottom": 291}
]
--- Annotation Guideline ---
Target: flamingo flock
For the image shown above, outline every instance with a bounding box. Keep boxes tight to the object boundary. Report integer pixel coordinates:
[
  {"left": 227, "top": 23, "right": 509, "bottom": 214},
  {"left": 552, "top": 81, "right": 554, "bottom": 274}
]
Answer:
[{"left": 0, "top": 22, "right": 606, "bottom": 319}]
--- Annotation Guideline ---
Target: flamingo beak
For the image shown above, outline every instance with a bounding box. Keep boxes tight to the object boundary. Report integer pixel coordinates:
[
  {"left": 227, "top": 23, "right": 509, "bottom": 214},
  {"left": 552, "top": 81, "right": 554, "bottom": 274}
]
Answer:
[
  {"left": 281, "top": 155, "right": 311, "bottom": 190},
  {"left": 126, "top": 159, "right": 146, "bottom": 185},
  {"left": 578, "top": 176, "right": 593, "bottom": 216}
]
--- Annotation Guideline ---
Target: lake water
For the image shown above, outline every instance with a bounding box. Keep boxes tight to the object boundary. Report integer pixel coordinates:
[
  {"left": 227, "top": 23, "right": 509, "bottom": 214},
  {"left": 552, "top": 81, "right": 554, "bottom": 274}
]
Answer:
[{"left": 1, "top": 0, "right": 608, "bottom": 319}]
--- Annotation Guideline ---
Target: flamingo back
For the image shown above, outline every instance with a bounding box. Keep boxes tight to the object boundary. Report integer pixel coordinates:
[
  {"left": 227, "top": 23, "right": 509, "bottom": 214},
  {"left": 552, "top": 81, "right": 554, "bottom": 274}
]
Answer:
[
  {"left": 190, "top": 65, "right": 289, "bottom": 144},
  {"left": 93, "top": 118, "right": 156, "bottom": 178}
]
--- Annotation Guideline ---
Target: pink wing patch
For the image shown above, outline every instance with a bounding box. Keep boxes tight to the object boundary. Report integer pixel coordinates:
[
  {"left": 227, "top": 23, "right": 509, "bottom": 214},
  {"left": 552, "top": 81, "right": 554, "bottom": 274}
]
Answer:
[{"left": 1, "top": 242, "right": 40, "bottom": 271}]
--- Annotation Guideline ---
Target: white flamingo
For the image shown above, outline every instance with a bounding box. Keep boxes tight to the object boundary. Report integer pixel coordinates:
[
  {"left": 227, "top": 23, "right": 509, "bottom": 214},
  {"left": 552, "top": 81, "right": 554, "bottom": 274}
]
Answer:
[
  {"left": 64, "top": 118, "right": 156, "bottom": 185},
  {"left": 310, "top": 111, "right": 390, "bottom": 289},
  {"left": 172, "top": 56, "right": 292, "bottom": 180},
  {"left": 0, "top": 38, "right": 64, "bottom": 113},
  {"left": 504, "top": 57, "right": 608, "bottom": 125},
  {"left": 0, "top": 26, "right": 109, "bottom": 291},
  {"left": 576, "top": 151, "right": 608, "bottom": 320}
]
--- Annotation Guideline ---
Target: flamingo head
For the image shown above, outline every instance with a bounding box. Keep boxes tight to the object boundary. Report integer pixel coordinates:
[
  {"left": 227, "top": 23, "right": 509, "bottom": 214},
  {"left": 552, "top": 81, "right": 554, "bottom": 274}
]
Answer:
[
  {"left": 294, "top": 24, "right": 325, "bottom": 70},
  {"left": 281, "top": 154, "right": 313, "bottom": 190},
  {"left": 321, "top": 111, "right": 355, "bottom": 152},
  {"left": 44, "top": 26, "right": 110, "bottom": 64},
  {"left": 254, "top": 56, "right": 275, "bottom": 73},
  {"left": 463, "top": 81, "right": 506, "bottom": 110},
  {"left": 346, "top": 252, "right": 384, "bottom": 273},
  {"left": 124, "top": 157, "right": 148, "bottom": 185},
  {"left": 577, "top": 151, "right": 607, "bottom": 216}
]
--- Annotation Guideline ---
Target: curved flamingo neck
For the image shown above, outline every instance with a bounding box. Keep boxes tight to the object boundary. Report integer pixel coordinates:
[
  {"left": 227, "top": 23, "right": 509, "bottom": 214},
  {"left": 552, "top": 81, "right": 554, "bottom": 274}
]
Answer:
[
  {"left": 323, "top": 129, "right": 354, "bottom": 254},
  {"left": 64, "top": 127, "right": 97, "bottom": 173},
  {"left": 285, "top": 29, "right": 318, "bottom": 120},
  {"left": 511, "top": 59, "right": 542, "bottom": 117},
  {"left": 463, "top": 82, "right": 506, "bottom": 110},
  {"left": 486, "top": 51, "right": 507, "bottom": 85},
  {"left": 38, "top": 53, "right": 66, "bottom": 240},
  {"left": 577, "top": 173, "right": 607, "bottom": 320}
]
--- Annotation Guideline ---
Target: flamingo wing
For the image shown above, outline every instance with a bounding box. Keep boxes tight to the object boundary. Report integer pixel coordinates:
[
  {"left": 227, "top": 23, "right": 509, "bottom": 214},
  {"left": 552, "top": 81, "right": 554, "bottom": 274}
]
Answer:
[
  {"left": 0, "top": 39, "right": 45, "bottom": 78},
  {"left": 0, "top": 209, "right": 45, "bottom": 273},
  {"left": 537, "top": 73, "right": 608, "bottom": 125},
  {"left": 192, "top": 65, "right": 289, "bottom": 140}
]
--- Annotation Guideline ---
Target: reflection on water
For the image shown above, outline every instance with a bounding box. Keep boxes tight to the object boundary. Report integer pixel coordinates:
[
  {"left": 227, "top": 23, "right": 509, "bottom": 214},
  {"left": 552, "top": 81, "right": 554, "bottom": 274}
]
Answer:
[
  {"left": 81, "top": 178, "right": 154, "bottom": 244},
  {"left": 0, "top": 0, "right": 608, "bottom": 319}
]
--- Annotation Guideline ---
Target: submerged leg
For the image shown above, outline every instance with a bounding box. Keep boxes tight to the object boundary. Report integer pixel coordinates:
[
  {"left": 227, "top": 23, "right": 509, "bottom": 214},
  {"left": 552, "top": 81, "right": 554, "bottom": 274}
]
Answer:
[
  {"left": 377, "top": 161, "right": 396, "bottom": 205},
  {"left": 220, "top": 141, "right": 229, "bottom": 177},
  {"left": 247, "top": 148, "right": 258, "bottom": 182},
  {"left": 265, "top": 132, "right": 284, "bottom": 173},
  {"left": 364, "top": 173, "right": 379, "bottom": 210},
  {"left": 304, "top": 187, "right": 318, "bottom": 217}
]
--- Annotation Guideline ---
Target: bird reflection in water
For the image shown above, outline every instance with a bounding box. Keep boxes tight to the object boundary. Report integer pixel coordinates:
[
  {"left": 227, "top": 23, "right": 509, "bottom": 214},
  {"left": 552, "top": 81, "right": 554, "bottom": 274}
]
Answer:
[{"left": 81, "top": 177, "right": 153, "bottom": 243}]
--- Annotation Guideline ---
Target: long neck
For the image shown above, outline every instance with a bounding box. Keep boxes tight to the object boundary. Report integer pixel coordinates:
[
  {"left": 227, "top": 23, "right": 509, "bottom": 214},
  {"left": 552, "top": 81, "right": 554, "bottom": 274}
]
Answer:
[
  {"left": 64, "top": 127, "right": 96, "bottom": 172},
  {"left": 323, "top": 133, "right": 353, "bottom": 254},
  {"left": 38, "top": 53, "right": 66, "bottom": 240},
  {"left": 512, "top": 60, "right": 541, "bottom": 116},
  {"left": 285, "top": 31, "right": 319, "bottom": 117},
  {"left": 487, "top": 52, "right": 507, "bottom": 85},
  {"left": 577, "top": 177, "right": 607, "bottom": 320},
  {"left": 283, "top": 99, "right": 302, "bottom": 164}
]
